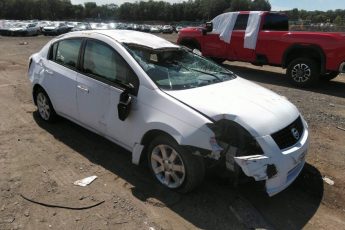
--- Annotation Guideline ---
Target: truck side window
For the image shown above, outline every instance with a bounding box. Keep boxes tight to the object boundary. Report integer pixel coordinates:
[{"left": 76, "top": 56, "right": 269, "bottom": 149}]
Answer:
[
  {"left": 263, "top": 13, "right": 289, "bottom": 31},
  {"left": 233, "top": 14, "right": 249, "bottom": 30}
]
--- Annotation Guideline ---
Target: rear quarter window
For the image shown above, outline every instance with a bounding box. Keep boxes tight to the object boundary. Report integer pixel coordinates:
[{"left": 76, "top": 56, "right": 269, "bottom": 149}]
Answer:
[
  {"left": 50, "top": 39, "right": 82, "bottom": 69},
  {"left": 262, "top": 13, "right": 289, "bottom": 31}
]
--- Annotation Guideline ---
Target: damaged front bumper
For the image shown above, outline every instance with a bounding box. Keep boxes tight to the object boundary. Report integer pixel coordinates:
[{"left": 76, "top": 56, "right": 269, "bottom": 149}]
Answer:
[{"left": 234, "top": 124, "right": 309, "bottom": 197}]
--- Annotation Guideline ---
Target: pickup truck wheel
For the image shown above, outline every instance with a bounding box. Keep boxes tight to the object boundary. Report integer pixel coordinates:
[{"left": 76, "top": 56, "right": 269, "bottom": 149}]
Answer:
[
  {"left": 148, "top": 135, "right": 205, "bottom": 193},
  {"left": 287, "top": 58, "right": 320, "bottom": 87},
  {"left": 321, "top": 71, "right": 339, "bottom": 81}
]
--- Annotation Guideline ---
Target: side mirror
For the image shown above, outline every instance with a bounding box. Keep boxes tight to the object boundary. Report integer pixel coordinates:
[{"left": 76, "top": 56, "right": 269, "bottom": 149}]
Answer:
[
  {"left": 118, "top": 91, "right": 132, "bottom": 121},
  {"left": 193, "top": 49, "right": 202, "bottom": 56},
  {"left": 117, "top": 84, "right": 135, "bottom": 121},
  {"left": 205, "top": 22, "right": 213, "bottom": 33}
]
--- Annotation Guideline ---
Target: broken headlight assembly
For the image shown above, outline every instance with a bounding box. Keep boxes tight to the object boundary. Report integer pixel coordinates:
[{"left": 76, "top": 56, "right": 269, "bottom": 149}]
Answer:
[{"left": 207, "top": 119, "right": 263, "bottom": 157}]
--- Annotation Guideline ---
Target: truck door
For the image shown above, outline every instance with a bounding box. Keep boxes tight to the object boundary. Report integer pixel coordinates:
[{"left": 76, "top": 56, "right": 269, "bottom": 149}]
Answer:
[
  {"left": 231, "top": 14, "right": 256, "bottom": 61},
  {"left": 201, "top": 33, "right": 229, "bottom": 60}
]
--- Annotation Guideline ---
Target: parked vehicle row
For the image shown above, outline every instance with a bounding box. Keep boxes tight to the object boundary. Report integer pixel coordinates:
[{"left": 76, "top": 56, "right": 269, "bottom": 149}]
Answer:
[
  {"left": 0, "top": 22, "right": 41, "bottom": 36},
  {"left": 0, "top": 19, "right": 188, "bottom": 36}
]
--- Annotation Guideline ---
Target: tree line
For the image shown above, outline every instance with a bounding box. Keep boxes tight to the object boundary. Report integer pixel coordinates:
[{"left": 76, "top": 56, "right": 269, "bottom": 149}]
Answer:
[
  {"left": 0, "top": 0, "right": 270, "bottom": 21},
  {"left": 0, "top": 0, "right": 344, "bottom": 25}
]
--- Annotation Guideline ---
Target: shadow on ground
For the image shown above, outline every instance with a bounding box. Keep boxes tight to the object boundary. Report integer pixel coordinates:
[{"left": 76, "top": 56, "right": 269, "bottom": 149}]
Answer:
[
  {"left": 33, "top": 112, "right": 324, "bottom": 230},
  {"left": 224, "top": 63, "right": 345, "bottom": 99}
]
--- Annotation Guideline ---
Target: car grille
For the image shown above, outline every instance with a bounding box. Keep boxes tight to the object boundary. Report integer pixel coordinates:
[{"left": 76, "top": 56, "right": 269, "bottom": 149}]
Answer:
[{"left": 271, "top": 116, "right": 304, "bottom": 150}]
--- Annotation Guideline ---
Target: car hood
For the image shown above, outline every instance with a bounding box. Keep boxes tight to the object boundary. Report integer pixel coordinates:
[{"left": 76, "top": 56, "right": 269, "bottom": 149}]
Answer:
[{"left": 165, "top": 77, "right": 300, "bottom": 137}]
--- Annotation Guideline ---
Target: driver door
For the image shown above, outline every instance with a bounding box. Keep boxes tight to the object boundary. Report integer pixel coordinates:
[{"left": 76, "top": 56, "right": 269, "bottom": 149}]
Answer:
[{"left": 76, "top": 39, "right": 139, "bottom": 148}]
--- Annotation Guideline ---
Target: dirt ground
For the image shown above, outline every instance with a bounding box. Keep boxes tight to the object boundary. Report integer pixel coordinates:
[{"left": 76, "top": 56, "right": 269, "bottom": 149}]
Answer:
[{"left": 0, "top": 33, "right": 344, "bottom": 230}]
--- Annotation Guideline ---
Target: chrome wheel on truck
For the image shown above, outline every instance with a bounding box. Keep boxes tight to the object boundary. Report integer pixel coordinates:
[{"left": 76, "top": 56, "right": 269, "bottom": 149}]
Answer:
[
  {"left": 291, "top": 63, "right": 311, "bottom": 83},
  {"left": 287, "top": 58, "right": 320, "bottom": 87}
]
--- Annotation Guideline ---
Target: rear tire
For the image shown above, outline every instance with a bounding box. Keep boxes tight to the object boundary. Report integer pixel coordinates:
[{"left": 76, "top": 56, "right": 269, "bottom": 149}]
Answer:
[
  {"left": 147, "top": 135, "right": 205, "bottom": 193},
  {"left": 35, "top": 89, "right": 57, "bottom": 122},
  {"left": 287, "top": 58, "right": 320, "bottom": 87}
]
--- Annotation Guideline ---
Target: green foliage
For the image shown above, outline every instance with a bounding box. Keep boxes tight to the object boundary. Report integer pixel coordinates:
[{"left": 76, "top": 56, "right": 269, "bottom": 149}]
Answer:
[
  {"left": 229, "top": 0, "right": 251, "bottom": 11},
  {"left": 0, "top": 0, "right": 343, "bottom": 25},
  {"left": 0, "top": 0, "right": 271, "bottom": 21},
  {"left": 285, "top": 8, "right": 345, "bottom": 25},
  {"left": 251, "top": 0, "right": 271, "bottom": 11},
  {"left": 334, "top": 15, "right": 343, "bottom": 26}
]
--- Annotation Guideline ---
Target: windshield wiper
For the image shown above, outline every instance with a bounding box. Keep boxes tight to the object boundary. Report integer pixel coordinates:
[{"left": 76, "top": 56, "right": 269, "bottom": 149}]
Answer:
[{"left": 218, "top": 71, "right": 236, "bottom": 78}]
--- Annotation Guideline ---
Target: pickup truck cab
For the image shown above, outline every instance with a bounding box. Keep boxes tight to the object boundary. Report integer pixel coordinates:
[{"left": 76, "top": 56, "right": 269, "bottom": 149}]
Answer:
[{"left": 177, "top": 11, "right": 345, "bottom": 87}]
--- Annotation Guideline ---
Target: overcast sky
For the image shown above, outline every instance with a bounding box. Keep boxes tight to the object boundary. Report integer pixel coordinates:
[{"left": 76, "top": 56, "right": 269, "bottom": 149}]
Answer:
[{"left": 71, "top": 0, "right": 345, "bottom": 11}]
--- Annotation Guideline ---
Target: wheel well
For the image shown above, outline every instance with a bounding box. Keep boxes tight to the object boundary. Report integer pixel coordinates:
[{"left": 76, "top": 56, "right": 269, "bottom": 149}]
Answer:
[
  {"left": 179, "top": 38, "right": 201, "bottom": 51},
  {"left": 283, "top": 45, "right": 325, "bottom": 73},
  {"left": 32, "top": 84, "right": 44, "bottom": 105},
  {"left": 139, "top": 129, "right": 176, "bottom": 164}
]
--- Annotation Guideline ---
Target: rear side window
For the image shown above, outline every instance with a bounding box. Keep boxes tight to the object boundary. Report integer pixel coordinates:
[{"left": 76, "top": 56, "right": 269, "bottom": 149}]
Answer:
[
  {"left": 263, "top": 13, "right": 289, "bottom": 31},
  {"left": 82, "top": 40, "right": 139, "bottom": 90},
  {"left": 233, "top": 14, "right": 249, "bottom": 30},
  {"left": 50, "top": 39, "right": 82, "bottom": 69}
]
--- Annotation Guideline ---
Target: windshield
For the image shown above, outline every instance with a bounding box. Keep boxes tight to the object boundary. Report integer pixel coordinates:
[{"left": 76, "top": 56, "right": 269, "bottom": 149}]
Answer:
[{"left": 126, "top": 46, "right": 236, "bottom": 90}]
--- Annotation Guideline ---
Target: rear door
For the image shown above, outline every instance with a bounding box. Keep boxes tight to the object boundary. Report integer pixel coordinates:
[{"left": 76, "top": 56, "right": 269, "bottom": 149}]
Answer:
[{"left": 42, "top": 38, "right": 82, "bottom": 120}]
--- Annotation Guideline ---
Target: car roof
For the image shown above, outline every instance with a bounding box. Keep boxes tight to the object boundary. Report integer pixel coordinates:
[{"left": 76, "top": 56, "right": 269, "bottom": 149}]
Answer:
[{"left": 64, "top": 30, "right": 179, "bottom": 50}]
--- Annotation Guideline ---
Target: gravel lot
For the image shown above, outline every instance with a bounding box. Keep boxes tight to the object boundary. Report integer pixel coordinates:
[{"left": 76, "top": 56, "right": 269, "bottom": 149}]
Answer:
[{"left": 0, "top": 34, "right": 344, "bottom": 229}]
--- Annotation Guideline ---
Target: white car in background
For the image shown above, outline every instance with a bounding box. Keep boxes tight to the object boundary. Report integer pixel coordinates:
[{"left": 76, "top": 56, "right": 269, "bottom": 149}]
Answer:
[{"left": 28, "top": 30, "right": 309, "bottom": 196}]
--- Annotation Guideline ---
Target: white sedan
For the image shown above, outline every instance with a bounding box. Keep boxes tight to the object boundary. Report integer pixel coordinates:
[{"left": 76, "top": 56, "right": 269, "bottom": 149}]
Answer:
[{"left": 28, "top": 30, "right": 309, "bottom": 196}]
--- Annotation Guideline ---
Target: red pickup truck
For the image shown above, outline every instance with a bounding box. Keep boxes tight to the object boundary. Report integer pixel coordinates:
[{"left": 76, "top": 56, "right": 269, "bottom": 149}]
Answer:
[{"left": 177, "top": 11, "right": 345, "bottom": 87}]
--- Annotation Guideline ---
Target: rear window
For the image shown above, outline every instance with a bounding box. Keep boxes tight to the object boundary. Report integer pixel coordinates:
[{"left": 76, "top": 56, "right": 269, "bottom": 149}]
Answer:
[
  {"left": 233, "top": 14, "right": 249, "bottom": 30},
  {"left": 50, "top": 39, "right": 82, "bottom": 69},
  {"left": 262, "top": 13, "right": 289, "bottom": 31}
]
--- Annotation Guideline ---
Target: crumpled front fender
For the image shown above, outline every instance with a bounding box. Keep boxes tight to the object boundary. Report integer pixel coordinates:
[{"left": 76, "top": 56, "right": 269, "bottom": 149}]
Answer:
[{"left": 234, "top": 155, "right": 271, "bottom": 181}]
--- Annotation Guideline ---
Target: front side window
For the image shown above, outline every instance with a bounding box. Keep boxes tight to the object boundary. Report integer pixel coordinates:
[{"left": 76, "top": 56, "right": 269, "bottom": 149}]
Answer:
[
  {"left": 126, "top": 45, "right": 236, "bottom": 90},
  {"left": 82, "top": 40, "right": 139, "bottom": 89},
  {"left": 233, "top": 14, "right": 249, "bottom": 30},
  {"left": 50, "top": 39, "right": 82, "bottom": 69}
]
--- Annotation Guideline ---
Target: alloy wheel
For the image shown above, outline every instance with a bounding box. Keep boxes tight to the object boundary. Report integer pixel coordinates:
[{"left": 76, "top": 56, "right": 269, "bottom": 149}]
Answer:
[
  {"left": 36, "top": 92, "right": 51, "bottom": 120},
  {"left": 150, "top": 144, "right": 186, "bottom": 188},
  {"left": 291, "top": 63, "right": 311, "bottom": 83}
]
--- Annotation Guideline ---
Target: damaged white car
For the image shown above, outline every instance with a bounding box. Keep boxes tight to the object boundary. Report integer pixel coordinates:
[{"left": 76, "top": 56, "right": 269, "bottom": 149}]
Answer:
[{"left": 28, "top": 30, "right": 309, "bottom": 196}]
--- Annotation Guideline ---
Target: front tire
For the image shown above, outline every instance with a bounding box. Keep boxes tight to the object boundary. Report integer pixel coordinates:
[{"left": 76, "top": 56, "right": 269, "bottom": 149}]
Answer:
[
  {"left": 147, "top": 135, "right": 205, "bottom": 193},
  {"left": 287, "top": 58, "right": 320, "bottom": 87},
  {"left": 35, "top": 89, "right": 57, "bottom": 122}
]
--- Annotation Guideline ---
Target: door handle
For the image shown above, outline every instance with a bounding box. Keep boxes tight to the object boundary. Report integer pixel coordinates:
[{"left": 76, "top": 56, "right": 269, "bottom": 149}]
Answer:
[
  {"left": 45, "top": 69, "right": 54, "bottom": 75},
  {"left": 77, "top": 85, "right": 89, "bottom": 93}
]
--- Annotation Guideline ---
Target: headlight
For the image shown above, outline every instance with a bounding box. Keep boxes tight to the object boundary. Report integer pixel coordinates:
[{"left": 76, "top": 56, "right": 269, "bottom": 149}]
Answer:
[{"left": 207, "top": 119, "right": 263, "bottom": 156}]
